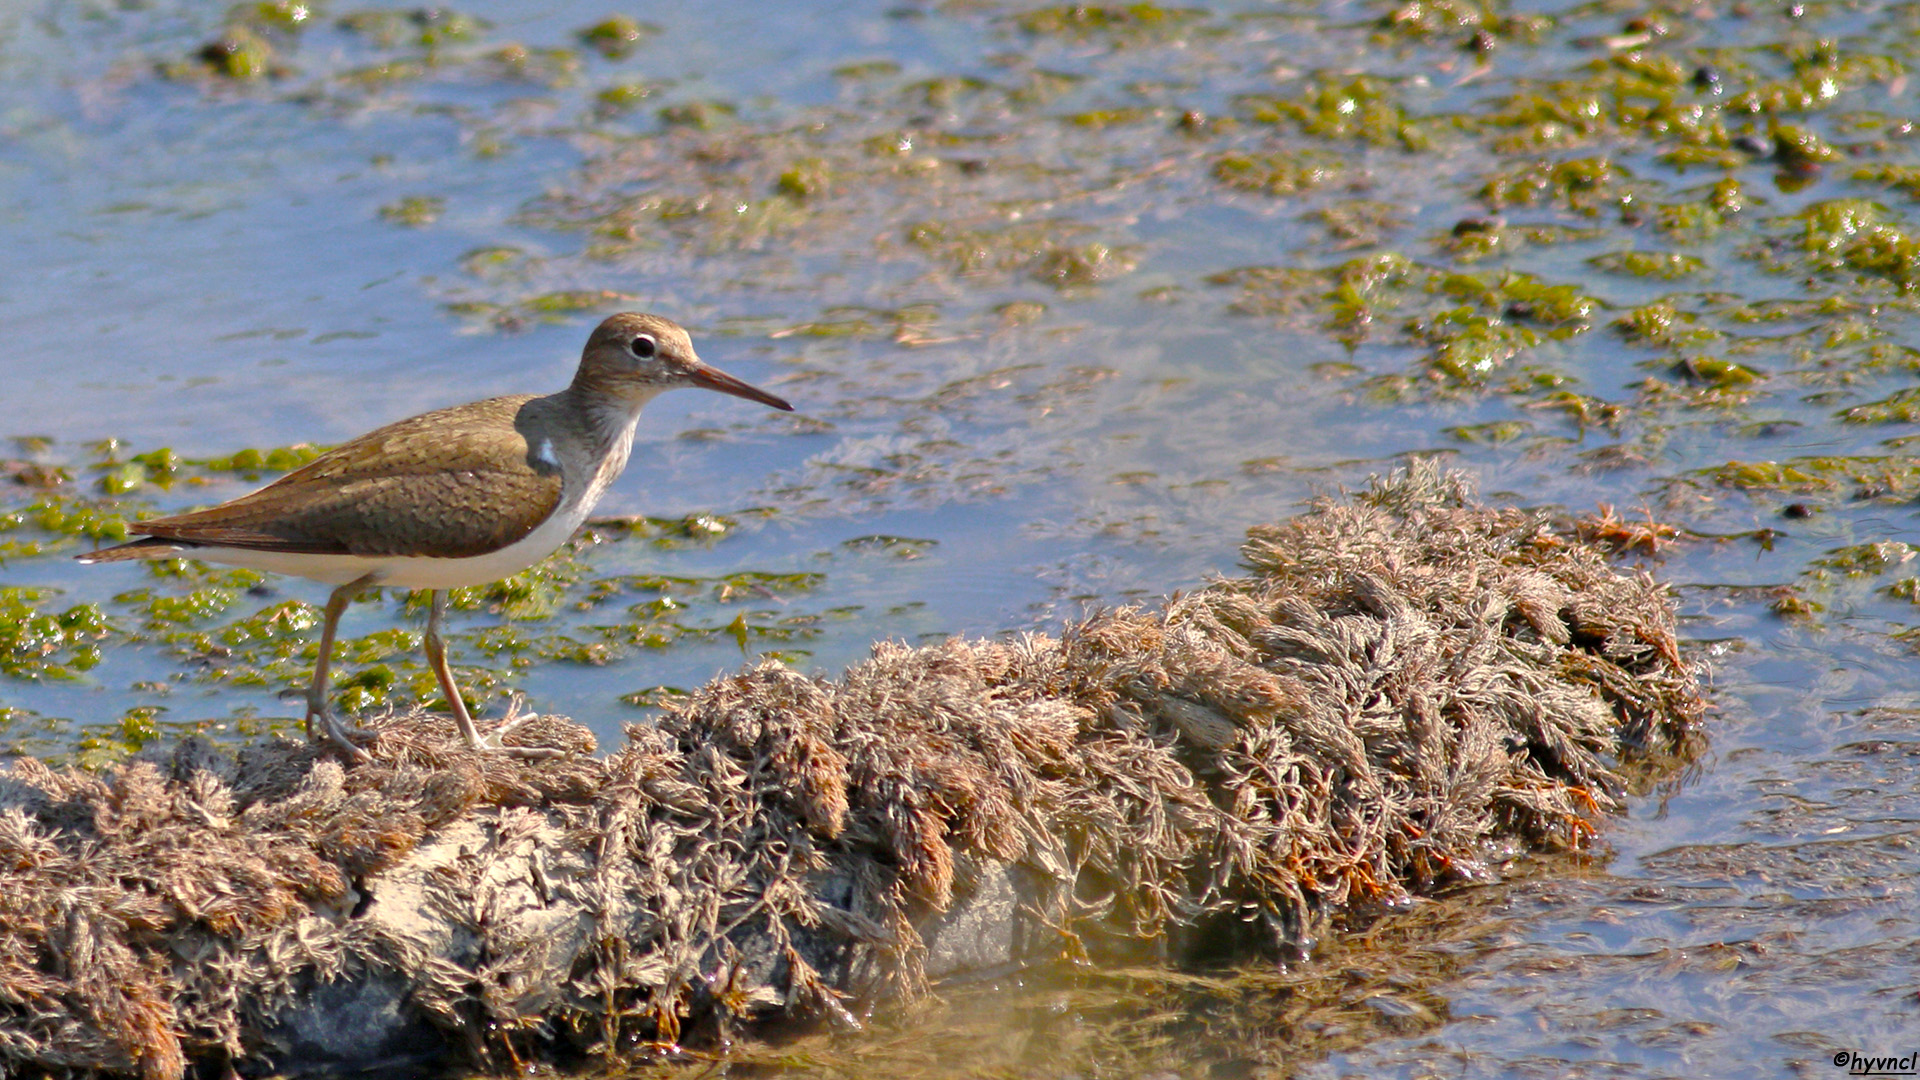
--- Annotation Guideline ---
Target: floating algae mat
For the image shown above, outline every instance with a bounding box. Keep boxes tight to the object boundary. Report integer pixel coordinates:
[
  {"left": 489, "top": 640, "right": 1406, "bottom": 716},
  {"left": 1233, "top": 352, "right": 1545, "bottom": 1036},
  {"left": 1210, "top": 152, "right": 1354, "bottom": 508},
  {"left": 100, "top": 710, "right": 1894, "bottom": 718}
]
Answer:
[{"left": 0, "top": 467, "right": 1703, "bottom": 1077}]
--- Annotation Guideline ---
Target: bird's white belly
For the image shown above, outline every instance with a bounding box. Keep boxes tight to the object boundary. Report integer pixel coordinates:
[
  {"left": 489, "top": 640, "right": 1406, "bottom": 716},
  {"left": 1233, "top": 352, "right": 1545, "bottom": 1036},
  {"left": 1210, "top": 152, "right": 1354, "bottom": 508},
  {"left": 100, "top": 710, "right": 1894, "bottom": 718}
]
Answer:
[{"left": 178, "top": 498, "right": 595, "bottom": 590}]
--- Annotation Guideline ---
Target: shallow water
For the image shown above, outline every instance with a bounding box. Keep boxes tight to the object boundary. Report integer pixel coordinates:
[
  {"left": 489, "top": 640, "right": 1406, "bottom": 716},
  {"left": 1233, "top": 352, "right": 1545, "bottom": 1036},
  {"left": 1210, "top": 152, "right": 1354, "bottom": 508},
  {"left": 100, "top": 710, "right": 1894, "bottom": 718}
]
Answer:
[{"left": 5, "top": 0, "right": 1920, "bottom": 1074}]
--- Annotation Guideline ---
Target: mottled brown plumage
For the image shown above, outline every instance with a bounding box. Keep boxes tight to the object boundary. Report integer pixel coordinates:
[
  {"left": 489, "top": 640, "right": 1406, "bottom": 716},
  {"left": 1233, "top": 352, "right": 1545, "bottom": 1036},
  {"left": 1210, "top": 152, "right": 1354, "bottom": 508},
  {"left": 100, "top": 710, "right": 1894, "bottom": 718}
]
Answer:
[{"left": 79, "top": 312, "right": 792, "bottom": 761}]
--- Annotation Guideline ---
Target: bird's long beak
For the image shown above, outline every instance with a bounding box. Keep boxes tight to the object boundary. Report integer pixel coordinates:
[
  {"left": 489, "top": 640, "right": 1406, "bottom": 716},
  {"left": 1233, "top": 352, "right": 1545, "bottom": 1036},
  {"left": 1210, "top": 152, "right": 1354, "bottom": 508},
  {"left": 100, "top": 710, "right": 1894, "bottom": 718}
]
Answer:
[{"left": 687, "top": 362, "right": 793, "bottom": 411}]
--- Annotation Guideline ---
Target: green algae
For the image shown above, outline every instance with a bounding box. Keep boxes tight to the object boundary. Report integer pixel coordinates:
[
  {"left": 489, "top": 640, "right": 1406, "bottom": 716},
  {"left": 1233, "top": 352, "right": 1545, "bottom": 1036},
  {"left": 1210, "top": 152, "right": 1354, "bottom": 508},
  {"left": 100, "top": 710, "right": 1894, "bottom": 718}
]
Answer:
[
  {"left": 192, "top": 26, "right": 276, "bottom": 80},
  {"left": 578, "top": 15, "right": 658, "bottom": 60},
  {"left": 1032, "top": 242, "right": 1138, "bottom": 289},
  {"left": 1445, "top": 420, "right": 1530, "bottom": 445},
  {"left": 1212, "top": 257, "right": 1597, "bottom": 394},
  {"left": 525, "top": 289, "right": 636, "bottom": 314},
  {"left": 586, "top": 511, "right": 744, "bottom": 546},
  {"left": 117, "top": 586, "right": 244, "bottom": 629},
  {"left": 1210, "top": 151, "right": 1345, "bottom": 197},
  {"left": 162, "top": 0, "right": 328, "bottom": 81},
  {"left": 1762, "top": 534, "right": 1920, "bottom": 628},
  {"left": 1809, "top": 540, "right": 1914, "bottom": 577},
  {"left": 484, "top": 43, "right": 583, "bottom": 87},
  {"left": 658, "top": 100, "right": 737, "bottom": 130},
  {"left": 1665, "top": 355, "right": 1764, "bottom": 391},
  {"left": 16, "top": 443, "right": 331, "bottom": 506},
  {"left": 1374, "top": 0, "right": 1550, "bottom": 45},
  {"left": 833, "top": 60, "right": 901, "bottom": 80},
  {"left": 39, "top": 0, "right": 1920, "bottom": 762},
  {"left": 767, "top": 306, "right": 938, "bottom": 341},
  {"left": 118, "top": 0, "right": 1920, "bottom": 470},
  {"left": 1013, "top": 4, "right": 1205, "bottom": 40},
  {"left": 775, "top": 158, "right": 833, "bottom": 201},
  {"left": 1688, "top": 455, "right": 1920, "bottom": 498},
  {"left": 1064, "top": 107, "right": 1162, "bottom": 129},
  {"left": 904, "top": 219, "right": 1138, "bottom": 289},
  {"left": 1588, "top": 250, "right": 1710, "bottom": 280},
  {"left": 1480, "top": 157, "right": 1631, "bottom": 214},
  {"left": 0, "top": 588, "right": 108, "bottom": 681},
  {"left": 380, "top": 195, "right": 445, "bottom": 227},
  {"left": 1235, "top": 74, "right": 1429, "bottom": 148},
  {"left": 1839, "top": 388, "right": 1920, "bottom": 425},
  {"left": 338, "top": 7, "right": 489, "bottom": 49},
  {"left": 3, "top": 497, "right": 131, "bottom": 545},
  {"left": 594, "top": 81, "right": 658, "bottom": 117},
  {"left": 843, "top": 535, "right": 937, "bottom": 558},
  {"left": 243, "top": 1, "right": 316, "bottom": 34},
  {"left": 1615, "top": 301, "right": 1709, "bottom": 347}
]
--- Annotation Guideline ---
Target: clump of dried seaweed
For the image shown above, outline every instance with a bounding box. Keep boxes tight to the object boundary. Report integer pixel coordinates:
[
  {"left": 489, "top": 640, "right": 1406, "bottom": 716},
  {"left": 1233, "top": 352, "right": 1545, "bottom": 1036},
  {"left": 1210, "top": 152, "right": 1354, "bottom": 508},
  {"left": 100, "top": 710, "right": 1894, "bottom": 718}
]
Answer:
[
  {"left": 0, "top": 463, "right": 1703, "bottom": 1078},
  {"left": 0, "top": 715, "right": 601, "bottom": 1077}
]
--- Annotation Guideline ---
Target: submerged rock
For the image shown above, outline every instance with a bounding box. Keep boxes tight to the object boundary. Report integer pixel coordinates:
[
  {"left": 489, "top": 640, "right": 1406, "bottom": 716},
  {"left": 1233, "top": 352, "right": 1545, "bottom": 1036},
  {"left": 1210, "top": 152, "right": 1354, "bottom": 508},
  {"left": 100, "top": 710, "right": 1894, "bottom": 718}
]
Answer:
[{"left": 0, "top": 464, "right": 1704, "bottom": 1077}]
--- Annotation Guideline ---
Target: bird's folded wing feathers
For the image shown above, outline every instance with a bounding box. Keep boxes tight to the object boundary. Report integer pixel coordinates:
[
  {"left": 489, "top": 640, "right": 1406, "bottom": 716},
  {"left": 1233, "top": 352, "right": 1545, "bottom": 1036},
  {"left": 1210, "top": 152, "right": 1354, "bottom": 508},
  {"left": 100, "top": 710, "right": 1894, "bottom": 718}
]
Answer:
[{"left": 130, "top": 397, "right": 567, "bottom": 559}]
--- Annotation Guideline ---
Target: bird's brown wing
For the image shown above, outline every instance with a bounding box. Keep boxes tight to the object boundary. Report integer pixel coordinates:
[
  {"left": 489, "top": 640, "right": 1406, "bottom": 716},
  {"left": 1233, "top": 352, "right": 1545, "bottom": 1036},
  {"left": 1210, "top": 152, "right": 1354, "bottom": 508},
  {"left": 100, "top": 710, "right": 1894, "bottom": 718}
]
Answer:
[{"left": 131, "top": 395, "right": 567, "bottom": 559}]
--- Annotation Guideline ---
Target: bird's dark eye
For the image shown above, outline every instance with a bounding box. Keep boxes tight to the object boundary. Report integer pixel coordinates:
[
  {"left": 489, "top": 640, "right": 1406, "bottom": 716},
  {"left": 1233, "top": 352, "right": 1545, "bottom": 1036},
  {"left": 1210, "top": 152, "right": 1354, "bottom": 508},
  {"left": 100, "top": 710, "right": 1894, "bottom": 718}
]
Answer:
[{"left": 628, "top": 334, "right": 657, "bottom": 360}]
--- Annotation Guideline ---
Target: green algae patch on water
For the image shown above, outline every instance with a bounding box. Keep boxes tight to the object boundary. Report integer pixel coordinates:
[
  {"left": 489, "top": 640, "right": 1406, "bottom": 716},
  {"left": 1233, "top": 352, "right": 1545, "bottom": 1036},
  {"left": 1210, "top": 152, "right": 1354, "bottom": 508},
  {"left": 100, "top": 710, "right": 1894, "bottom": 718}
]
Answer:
[
  {"left": 592, "top": 80, "right": 659, "bottom": 117},
  {"left": 1838, "top": 387, "right": 1920, "bottom": 424},
  {"left": 160, "top": 0, "right": 328, "bottom": 82},
  {"left": 1587, "top": 249, "right": 1711, "bottom": 280},
  {"left": 481, "top": 43, "right": 584, "bottom": 89},
  {"left": 1209, "top": 150, "right": 1349, "bottom": 196},
  {"left": 338, "top": 6, "right": 490, "bottom": 49},
  {"left": 179, "top": 446, "right": 309, "bottom": 481},
  {"left": 1235, "top": 73, "right": 1436, "bottom": 149},
  {"left": 1760, "top": 537, "right": 1920, "bottom": 629},
  {"left": 1690, "top": 455, "right": 1920, "bottom": 498},
  {"left": 170, "top": 25, "right": 280, "bottom": 82},
  {"left": 577, "top": 15, "right": 658, "bottom": 60},
  {"left": 1012, "top": 4, "right": 1208, "bottom": 42},
  {"left": 100, "top": 0, "right": 1920, "bottom": 488},
  {"left": 0, "top": 588, "right": 109, "bottom": 681},
  {"left": 0, "top": 496, "right": 131, "bottom": 545},
  {"left": 378, "top": 195, "right": 445, "bottom": 227},
  {"left": 1211, "top": 257, "right": 1598, "bottom": 396}
]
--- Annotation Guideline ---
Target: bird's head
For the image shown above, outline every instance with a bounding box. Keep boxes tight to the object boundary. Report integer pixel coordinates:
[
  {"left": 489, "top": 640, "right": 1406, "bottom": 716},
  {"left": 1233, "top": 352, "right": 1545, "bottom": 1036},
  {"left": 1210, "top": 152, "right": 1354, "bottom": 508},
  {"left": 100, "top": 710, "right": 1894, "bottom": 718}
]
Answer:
[{"left": 574, "top": 312, "right": 793, "bottom": 412}]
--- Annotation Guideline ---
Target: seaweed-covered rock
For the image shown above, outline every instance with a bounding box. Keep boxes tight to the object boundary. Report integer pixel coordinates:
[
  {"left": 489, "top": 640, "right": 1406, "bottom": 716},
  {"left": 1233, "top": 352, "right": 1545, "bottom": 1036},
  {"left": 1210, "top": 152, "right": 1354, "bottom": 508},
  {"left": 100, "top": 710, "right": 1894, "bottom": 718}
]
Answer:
[{"left": 0, "top": 464, "right": 1703, "bottom": 1077}]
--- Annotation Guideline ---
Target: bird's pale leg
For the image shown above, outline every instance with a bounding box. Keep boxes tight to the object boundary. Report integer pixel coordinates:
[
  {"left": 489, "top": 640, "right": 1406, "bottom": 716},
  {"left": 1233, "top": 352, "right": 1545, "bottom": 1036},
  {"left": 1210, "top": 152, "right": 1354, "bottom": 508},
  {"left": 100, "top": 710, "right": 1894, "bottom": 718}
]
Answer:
[
  {"left": 306, "top": 573, "right": 377, "bottom": 762},
  {"left": 424, "top": 590, "right": 564, "bottom": 759},
  {"left": 423, "top": 589, "right": 486, "bottom": 750}
]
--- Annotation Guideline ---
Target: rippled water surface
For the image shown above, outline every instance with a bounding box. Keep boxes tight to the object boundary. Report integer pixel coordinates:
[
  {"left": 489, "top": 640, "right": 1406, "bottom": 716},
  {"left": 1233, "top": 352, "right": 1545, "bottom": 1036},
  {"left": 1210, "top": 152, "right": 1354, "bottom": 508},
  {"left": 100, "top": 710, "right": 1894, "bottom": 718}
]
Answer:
[{"left": 5, "top": 0, "right": 1920, "bottom": 1074}]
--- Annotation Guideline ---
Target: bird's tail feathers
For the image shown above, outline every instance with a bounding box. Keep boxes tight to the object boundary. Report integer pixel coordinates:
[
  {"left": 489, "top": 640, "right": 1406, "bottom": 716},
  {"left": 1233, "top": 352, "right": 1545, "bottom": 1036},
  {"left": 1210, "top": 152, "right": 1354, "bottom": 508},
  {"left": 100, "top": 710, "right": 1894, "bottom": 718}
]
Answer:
[{"left": 75, "top": 537, "right": 190, "bottom": 564}]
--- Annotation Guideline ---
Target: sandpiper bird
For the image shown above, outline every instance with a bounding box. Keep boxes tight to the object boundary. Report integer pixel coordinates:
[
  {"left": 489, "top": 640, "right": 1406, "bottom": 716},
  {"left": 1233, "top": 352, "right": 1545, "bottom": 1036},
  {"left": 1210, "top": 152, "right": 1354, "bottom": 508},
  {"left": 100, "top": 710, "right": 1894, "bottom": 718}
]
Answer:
[{"left": 79, "top": 313, "right": 792, "bottom": 760}]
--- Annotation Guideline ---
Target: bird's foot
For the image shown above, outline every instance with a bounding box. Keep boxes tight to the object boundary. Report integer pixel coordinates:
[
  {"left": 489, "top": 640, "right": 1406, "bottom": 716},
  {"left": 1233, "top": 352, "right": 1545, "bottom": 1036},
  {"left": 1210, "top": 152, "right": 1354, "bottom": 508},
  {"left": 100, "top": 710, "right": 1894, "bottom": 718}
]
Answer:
[
  {"left": 305, "top": 700, "right": 373, "bottom": 764},
  {"left": 457, "top": 694, "right": 568, "bottom": 760},
  {"left": 469, "top": 735, "right": 567, "bottom": 761}
]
